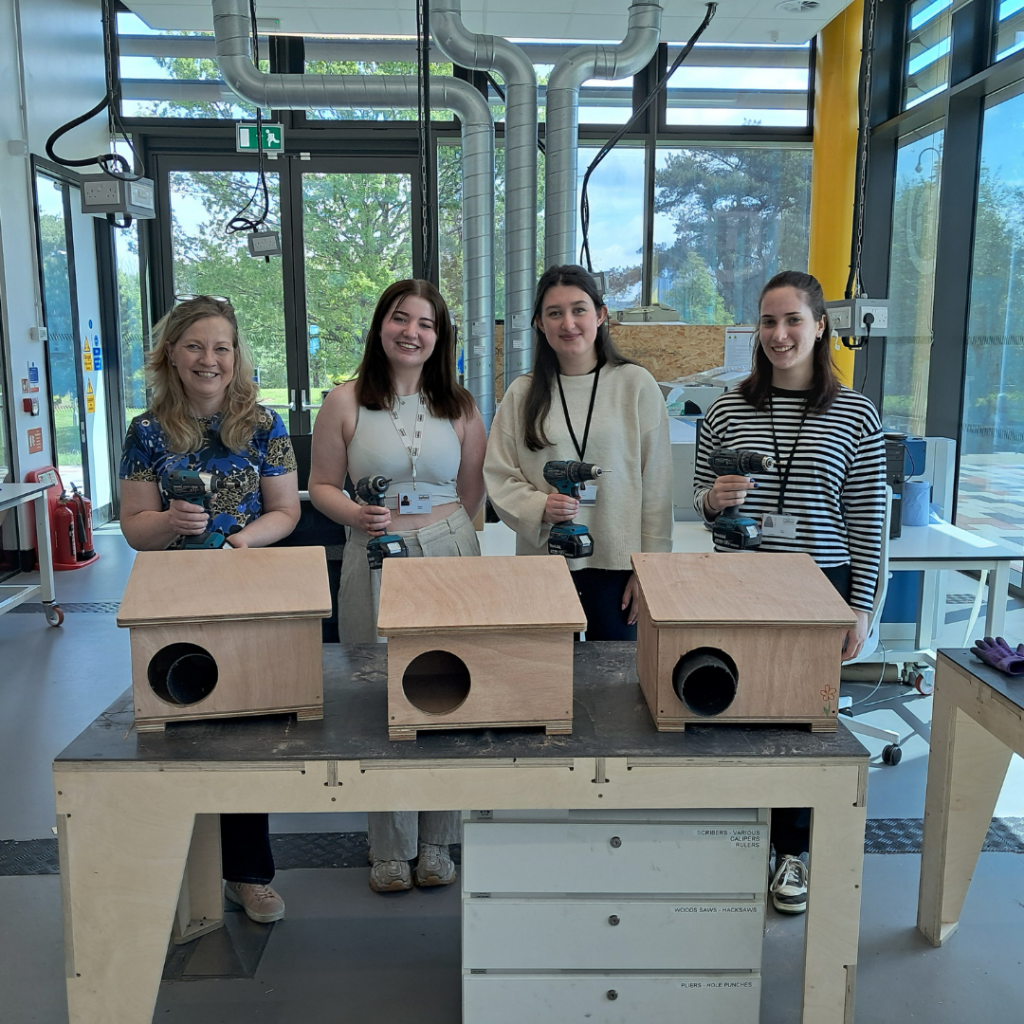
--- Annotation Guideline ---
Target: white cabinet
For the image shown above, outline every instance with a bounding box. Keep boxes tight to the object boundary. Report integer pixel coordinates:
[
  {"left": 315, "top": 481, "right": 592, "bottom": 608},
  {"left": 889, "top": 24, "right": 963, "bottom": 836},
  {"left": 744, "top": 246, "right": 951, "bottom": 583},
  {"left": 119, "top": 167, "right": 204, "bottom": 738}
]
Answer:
[{"left": 462, "top": 810, "right": 767, "bottom": 1024}]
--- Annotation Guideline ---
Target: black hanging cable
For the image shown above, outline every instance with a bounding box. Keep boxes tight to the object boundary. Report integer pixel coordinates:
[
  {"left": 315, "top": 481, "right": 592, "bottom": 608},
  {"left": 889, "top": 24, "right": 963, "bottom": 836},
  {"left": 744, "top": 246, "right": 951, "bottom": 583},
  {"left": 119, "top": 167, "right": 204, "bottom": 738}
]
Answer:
[
  {"left": 226, "top": 0, "right": 271, "bottom": 234},
  {"left": 416, "top": 0, "right": 435, "bottom": 282},
  {"left": 579, "top": 2, "right": 717, "bottom": 271}
]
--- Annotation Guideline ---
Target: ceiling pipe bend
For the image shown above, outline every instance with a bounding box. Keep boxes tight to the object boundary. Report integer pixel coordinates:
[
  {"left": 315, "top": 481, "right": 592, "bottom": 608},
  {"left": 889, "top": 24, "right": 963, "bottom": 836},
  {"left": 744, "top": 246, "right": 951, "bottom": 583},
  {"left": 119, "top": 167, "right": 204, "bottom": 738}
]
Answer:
[
  {"left": 431, "top": 0, "right": 538, "bottom": 393},
  {"left": 544, "top": 0, "right": 663, "bottom": 269},
  {"left": 211, "top": 0, "right": 495, "bottom": 427}
]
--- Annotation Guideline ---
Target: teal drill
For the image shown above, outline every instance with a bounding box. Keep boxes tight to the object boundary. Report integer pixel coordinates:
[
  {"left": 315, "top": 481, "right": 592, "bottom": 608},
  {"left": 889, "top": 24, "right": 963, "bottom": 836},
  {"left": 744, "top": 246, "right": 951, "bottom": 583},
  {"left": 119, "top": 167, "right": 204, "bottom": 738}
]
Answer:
[
  {"left": 164, "top": 469, "right": 228, "bottom": 549},
  {"left": 542, "top": 460, "right": 602, "bottom": 559},
  {"left": 355, "top": 474, "right": 409, "bottom": 570}
]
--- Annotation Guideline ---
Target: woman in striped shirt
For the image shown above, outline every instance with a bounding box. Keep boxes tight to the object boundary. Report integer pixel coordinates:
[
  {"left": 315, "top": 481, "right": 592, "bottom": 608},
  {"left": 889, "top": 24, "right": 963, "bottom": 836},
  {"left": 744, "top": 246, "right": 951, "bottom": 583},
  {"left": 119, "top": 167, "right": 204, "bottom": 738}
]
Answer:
[{"left": 693, "top": 270, "right": 886, "bottom": 913}]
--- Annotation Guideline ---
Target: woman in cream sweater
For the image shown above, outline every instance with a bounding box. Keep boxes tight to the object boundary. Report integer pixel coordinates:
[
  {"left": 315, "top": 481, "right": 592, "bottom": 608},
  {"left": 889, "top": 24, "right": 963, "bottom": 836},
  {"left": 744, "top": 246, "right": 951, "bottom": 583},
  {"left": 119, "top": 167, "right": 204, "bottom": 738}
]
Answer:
[{"left": 484, "top": 265, "right": 673, "bottom": 640}]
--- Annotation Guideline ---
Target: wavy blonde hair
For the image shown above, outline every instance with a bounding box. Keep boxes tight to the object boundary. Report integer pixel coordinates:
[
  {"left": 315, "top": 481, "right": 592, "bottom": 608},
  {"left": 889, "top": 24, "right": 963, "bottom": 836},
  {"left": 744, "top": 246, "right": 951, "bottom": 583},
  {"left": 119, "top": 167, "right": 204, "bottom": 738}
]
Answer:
[{"left": 146, "top": 297, "right": 260, "bottom": 453}]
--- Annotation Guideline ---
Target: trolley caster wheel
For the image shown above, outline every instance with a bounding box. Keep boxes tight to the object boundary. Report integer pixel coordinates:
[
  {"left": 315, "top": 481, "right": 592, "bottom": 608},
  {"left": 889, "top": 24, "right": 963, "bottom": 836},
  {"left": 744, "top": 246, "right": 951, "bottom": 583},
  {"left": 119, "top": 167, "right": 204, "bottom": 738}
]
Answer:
[
  {"left": 45, "top": 605, "right": 65, "bottom": 627},
  {"left": 882, "top": 743, "right": 902, "bottom": 766},
  {"left": 911, "top": 671, "right": 934, "bottom": 696}
]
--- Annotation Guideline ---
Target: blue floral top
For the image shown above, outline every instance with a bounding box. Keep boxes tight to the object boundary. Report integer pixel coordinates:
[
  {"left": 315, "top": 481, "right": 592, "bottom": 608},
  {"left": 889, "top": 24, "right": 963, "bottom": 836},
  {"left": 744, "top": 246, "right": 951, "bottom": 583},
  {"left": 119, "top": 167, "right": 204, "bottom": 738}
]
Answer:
[{"left": 119, "top": 407, "right": 297, "bottom": 545}]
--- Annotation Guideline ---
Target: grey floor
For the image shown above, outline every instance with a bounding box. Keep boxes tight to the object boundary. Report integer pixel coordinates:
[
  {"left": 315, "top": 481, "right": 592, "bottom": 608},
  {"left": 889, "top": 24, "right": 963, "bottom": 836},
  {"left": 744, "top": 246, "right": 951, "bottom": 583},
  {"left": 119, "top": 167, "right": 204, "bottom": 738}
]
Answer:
[{"left": 1, "top": 525, "right": 1023, "bottom": 1022}]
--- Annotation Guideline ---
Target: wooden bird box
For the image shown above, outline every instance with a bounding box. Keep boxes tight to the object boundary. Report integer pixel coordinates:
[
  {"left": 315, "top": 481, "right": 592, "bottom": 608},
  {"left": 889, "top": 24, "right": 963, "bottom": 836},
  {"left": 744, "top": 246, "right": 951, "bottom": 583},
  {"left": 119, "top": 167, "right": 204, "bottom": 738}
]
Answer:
[
  {"left": 377, "top": 556, "right": 586, "bottom": 741},
  {"left": 117, "top": 547, "right": 332, "bottom": 733},
  {"left": 632, "top": 552, "right": 856, "bottom": 732}
]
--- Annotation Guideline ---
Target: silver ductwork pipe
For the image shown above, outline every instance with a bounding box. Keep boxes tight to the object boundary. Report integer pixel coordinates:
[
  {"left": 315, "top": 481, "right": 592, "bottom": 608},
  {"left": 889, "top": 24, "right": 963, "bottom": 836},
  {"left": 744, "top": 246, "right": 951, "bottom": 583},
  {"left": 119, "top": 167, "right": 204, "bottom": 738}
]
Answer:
[
  {"left": 431, "top": 0, "right": 537, "bottom": 392},
  {"left": 211, "top": 0, "right": 495, "bottom": 426},
  {"left": 544, "top": 0, "right": 662, "bottom": 269}
]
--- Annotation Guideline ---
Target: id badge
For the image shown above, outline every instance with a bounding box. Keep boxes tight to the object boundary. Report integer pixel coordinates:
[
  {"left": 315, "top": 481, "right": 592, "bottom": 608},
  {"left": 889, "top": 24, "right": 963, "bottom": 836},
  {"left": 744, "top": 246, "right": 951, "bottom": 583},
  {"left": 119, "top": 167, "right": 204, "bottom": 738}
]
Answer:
[
  {"left": 761, "top": 513, "right": 798, "bottom": 539},
  {"left": 398, "top": 490, "right": 432, "bottom": 514},
  {"left": 579, "top": 481, "right": 598, "bottom": 507}
]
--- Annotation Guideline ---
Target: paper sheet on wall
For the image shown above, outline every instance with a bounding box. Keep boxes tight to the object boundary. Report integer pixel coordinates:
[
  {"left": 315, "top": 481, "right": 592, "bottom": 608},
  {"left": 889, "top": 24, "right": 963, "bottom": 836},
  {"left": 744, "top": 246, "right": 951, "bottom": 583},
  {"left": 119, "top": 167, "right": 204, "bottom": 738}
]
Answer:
[{"left": 724, "top": 327, "right": 756, "bottom": 371}]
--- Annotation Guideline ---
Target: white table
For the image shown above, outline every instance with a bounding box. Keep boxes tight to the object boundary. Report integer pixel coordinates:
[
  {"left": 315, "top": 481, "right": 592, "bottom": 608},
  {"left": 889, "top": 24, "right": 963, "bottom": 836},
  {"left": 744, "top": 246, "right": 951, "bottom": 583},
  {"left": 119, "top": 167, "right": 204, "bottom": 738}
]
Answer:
[
  {"left": 889, "top": 522, "right": 1018, "bottom": 654},
  {"left": 0, "top": 480, "right": 62, "bottom": 625}
]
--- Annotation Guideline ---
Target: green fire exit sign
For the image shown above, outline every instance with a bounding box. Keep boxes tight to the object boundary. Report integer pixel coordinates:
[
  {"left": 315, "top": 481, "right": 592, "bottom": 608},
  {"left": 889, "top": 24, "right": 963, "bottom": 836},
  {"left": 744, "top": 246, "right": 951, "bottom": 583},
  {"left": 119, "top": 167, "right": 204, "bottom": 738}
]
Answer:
[{"left": 236, "top": 123, "right": 284, "bottom": 153}]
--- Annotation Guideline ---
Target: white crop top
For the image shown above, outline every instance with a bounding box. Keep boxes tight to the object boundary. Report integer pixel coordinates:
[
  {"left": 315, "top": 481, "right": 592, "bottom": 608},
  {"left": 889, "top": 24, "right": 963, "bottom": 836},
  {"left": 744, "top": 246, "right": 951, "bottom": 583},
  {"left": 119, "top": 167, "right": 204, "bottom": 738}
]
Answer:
[{"left": 347, "top": 394, "right": 462, "bottom": 506}]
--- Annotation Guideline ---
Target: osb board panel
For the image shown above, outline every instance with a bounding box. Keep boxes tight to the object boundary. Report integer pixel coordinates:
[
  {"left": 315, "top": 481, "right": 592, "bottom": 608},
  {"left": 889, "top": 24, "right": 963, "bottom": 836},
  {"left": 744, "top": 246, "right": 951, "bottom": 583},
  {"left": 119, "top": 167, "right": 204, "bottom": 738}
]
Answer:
[
  {"left": 387, "top": 629, "right": 574, "bottom": 729},
  {"left": 118, "top": 547, "right": 332, "bottom": 626},
  {"left": 377, "top": 555, "right": 586, "bottom": 634},
  {"left": 631, "top": 552, "right": 856, "bottom": 627},
  {"left": 130, "top": 617, "right": 323, "bottom": 721},
  {"left": 644, "top": 621, "right": 844, "bottom": 723},
  {"left": 493, "top": 323, "right": 727, "bottom": 400}
]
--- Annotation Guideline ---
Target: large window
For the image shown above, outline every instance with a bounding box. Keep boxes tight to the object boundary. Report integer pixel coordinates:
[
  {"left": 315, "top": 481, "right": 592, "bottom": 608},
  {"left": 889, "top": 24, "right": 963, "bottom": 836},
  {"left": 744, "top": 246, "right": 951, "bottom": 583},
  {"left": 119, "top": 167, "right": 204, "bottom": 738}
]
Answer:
[
  {"left": 652, "top": 145, "right": 812, "bottom": 324},
  {"left": 882, "top": 128, "right": 944, "bottom": 435},
  {"left": 904, "top": 0, "right": 953, "bottom": 109},
  {"left": 995, "top": 0, "right": 1024, "bottom": 62},
  {"left": 956, "top": 87, "right": 1024, "bottom": 578}
]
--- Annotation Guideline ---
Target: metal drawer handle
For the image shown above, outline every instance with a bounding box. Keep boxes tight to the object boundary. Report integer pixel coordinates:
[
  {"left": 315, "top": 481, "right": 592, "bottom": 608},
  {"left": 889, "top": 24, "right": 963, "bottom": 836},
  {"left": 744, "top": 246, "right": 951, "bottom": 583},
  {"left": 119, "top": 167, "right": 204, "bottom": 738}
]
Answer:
[
  {"left": 608, "top": 915, "right": 620, "bottom": 926},
  {"left": 607, "top": 989, "right": 618, "bottom": 1001},
  {"left": 609, "top": 836, "right": 622, "bottom": 848}
]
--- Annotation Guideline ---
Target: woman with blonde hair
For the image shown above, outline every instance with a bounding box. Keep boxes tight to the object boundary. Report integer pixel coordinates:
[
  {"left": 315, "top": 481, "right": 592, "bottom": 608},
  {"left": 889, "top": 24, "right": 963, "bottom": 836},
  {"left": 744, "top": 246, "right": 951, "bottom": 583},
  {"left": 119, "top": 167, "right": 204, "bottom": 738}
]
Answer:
[{"left": 119, "top": 294, "right": 300, "bottom": 924}]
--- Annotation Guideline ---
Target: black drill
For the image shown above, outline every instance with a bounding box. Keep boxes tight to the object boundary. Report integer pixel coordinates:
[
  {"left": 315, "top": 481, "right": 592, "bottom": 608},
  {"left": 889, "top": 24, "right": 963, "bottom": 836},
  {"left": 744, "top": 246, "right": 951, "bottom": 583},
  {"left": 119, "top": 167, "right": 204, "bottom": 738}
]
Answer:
[
  {"left": 354, "top": 475, "right": 409, "bottom": 570},
  {"left": 707, "top": 448, "right": 776, "bottom": 551},
  {"left": 542, "top": 460, "right": 603, "bottom": 559},
  {"left": 164, "top": 469, "right": 228, "bottom": 549}
]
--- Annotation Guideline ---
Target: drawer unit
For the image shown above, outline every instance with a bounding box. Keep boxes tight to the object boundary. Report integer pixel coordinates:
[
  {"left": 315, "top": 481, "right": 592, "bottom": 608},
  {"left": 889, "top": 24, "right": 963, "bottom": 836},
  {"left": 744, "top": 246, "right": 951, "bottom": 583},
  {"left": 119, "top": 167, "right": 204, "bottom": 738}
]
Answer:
[
  {"left": 463, "top": 897, "right": 764, "bottom": 970},
  {"left": 463, "top": 971, "right": 761, "bottom": 1023},
  {"left": 462, "top": 820, "right": 768, "bottom": 895}
]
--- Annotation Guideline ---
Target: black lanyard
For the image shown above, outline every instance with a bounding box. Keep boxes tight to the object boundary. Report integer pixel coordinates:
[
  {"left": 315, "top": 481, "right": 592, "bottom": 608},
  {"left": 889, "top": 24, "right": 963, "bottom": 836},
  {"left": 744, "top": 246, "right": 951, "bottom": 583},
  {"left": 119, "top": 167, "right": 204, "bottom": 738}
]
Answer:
[
  {"left": 557, "top": 365, "right": 601, "bottom": 462},
  {"left": 768, "top": 395, "right": 808, "bottom": 514}
]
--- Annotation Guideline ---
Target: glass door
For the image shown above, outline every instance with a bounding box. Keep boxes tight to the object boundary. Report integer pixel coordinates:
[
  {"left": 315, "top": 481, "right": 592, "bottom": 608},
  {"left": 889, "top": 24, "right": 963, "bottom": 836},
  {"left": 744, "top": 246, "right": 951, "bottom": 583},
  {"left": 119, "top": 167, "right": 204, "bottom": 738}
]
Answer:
[{"left": 297, "top": 165, "right": 415, "bottom": 428}]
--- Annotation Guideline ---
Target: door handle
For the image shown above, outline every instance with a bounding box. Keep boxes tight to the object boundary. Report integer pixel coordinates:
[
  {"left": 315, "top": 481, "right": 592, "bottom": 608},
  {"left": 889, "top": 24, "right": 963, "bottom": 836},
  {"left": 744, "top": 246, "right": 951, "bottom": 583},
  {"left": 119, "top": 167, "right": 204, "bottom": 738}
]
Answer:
[{"left": 300, "top": 390, "right": 322, "bottom": 413}]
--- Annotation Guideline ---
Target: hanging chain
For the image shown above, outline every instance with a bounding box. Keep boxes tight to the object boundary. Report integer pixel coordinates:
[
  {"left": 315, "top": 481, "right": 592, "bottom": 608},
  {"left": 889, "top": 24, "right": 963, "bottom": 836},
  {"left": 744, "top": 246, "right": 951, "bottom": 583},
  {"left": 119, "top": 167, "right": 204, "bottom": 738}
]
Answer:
[
  {"left": 416, "top": 0, "right": 434, "bottom": 282},
  {"left": 851, "top": 0, "right": 879, "bottom": 299}
]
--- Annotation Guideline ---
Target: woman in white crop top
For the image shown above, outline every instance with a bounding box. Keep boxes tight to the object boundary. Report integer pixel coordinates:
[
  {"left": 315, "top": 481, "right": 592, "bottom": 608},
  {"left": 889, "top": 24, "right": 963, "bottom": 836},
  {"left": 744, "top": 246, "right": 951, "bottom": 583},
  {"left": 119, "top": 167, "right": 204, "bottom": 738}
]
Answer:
[{"left": 309, "top": 278, "right": 485, "bottom": 896}]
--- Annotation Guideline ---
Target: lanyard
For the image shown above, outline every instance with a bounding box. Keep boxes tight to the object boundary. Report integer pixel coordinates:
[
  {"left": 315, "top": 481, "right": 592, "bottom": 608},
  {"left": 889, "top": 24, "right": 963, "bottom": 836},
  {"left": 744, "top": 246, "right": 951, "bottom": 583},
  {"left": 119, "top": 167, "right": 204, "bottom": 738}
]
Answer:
[
  {"left": 388, "top": 393, "right": 426, "bottom": 489},
  {"left": 768, "top": 395, "right": 809, "bottom": 514},
  {"left": 557, "top": 366, "right": 601, "bottom": 462}
]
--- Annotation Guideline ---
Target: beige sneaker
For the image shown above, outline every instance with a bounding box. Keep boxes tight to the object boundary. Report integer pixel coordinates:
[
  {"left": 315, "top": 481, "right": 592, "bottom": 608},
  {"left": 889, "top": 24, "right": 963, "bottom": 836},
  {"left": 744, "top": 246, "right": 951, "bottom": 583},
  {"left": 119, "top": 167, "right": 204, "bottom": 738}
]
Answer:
[
  {"left": 414, "top": 843, "right": 457, "bottom": 887},
  {"left": 224, "top": 881, "right": 285, "bottom": 923},
  {"left": 369, "top": 859, "right": 413, "bottom": 892}
]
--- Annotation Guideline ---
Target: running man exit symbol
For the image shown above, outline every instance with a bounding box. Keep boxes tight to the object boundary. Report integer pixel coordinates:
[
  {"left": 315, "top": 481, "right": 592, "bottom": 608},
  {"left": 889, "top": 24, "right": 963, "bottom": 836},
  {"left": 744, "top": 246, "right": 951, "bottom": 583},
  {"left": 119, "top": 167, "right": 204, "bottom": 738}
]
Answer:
[{"left": 236, "top": 123, "right": 284, "bottom": 153}]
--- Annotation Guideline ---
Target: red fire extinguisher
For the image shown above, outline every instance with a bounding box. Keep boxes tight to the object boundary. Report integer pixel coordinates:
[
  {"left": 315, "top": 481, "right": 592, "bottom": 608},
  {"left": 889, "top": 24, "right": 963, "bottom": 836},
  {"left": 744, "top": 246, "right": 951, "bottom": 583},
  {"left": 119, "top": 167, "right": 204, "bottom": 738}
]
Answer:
[
  {"left": 69, "top": 483, "right": 96, "bottom": 561},
  {"left": 52, "top": 493, "right": 78, "bottom": 568}
]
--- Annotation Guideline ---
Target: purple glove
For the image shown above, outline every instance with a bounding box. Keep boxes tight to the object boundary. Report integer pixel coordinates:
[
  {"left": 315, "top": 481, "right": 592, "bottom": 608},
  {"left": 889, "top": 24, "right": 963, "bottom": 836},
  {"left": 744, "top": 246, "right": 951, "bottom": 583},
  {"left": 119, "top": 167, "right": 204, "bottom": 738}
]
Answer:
[
  {"left": 994, "top": 637, "right": 1024, "bottom": 659},
  {"left": 971, "top": 636, "right": 1024, "bottom": 676}
]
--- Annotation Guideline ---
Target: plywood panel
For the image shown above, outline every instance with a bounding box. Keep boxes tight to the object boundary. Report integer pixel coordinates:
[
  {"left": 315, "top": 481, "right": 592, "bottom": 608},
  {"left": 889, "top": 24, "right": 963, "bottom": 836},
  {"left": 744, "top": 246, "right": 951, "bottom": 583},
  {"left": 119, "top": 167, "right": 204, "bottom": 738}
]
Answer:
[
  {"left": 130, "top": 617, "right": 323, "bottom": 725},
  {"left": 118, "top": 547, "right": 332, "bottom": 626},
  {"left": 377, "top": 555, "right": 586, "bottom": 634},
  {"left": 632, "top": 552, "right": 856, "bottom": 627},
  {"left": 387, "top": 630, "right": 573, "bottom": 736},
  {"left": 493, "top": 323, "right": 727, "bottom": 401}
]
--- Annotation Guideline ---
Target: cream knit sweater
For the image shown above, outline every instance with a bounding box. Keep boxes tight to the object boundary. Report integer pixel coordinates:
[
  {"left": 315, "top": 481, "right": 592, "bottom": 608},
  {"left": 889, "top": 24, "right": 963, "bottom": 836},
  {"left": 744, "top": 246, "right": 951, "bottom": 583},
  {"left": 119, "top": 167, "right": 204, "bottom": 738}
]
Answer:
[{"left": 484, "top": 362, "right": 673, "bottom": 571}]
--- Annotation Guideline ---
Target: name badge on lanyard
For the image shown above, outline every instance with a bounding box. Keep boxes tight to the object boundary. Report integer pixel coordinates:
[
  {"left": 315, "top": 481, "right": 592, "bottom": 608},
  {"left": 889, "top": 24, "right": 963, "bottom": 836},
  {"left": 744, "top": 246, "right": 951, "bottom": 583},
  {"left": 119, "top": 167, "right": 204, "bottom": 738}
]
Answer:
[
  {"left": 761, "top": 513, "right": 798, "bottom": 539},
  {"left": 389, "top": 394, "right": 432, "bottom": 513}
]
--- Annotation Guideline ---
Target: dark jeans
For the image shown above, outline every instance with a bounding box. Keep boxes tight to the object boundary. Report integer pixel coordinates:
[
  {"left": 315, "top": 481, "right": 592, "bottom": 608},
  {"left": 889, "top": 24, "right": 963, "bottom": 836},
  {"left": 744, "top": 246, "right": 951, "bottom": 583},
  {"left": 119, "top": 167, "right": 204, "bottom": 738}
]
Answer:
[
  {"left": 221, "top": 814, "right": 275, "bottom": 885},
  {"left": 771, "top": 563, "right": 852, "bottom": 860},
  {"left": 570, "top": 568, "right": 637, "bottom": 642}
]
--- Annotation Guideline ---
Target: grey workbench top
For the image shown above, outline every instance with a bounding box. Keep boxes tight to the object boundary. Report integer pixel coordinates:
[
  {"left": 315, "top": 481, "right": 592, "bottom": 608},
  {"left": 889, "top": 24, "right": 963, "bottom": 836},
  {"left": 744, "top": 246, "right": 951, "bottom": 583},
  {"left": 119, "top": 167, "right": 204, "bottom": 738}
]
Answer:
[
  {"left": 55, "top": 643, "right": 868, "bottom": 765},
  {"left": 939, "top": 647, "right": 1024, "bottom": 714}
]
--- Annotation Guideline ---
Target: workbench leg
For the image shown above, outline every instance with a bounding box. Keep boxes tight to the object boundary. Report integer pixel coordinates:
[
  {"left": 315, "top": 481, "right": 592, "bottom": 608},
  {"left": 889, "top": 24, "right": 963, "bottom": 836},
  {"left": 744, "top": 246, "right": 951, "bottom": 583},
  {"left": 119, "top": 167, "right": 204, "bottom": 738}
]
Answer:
[
  {"left": 917, "top": 693, "right": 1012, "bottom": 946},
  {"left": 34, "top": 494, "right": 56, "bottom": 606},
  {"left": 916, "top": 569, "right": 937, "bottom": 652},
  {"left": 984, "top": 561, "right": 1010, "bottom": 640},
  {"left": 802, "top": 797, "right": 866, "bottom": 1024},
  {"left": 172, "top": 814, "right": 224, "bottom": 945},
  {"left": 57, "top": 784, "right": 194, "bottom": 1024}
]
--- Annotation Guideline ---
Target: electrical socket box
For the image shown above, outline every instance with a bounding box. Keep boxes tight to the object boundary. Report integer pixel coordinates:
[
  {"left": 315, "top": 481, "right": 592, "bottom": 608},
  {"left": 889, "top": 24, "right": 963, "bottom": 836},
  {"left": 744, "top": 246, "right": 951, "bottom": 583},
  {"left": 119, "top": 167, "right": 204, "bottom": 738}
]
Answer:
[
  {"left": 80, "top": 176, "right": 156, "bottom": 220},
  {"left": 247, "top": 230, "right": 283, "bottom": 258},
  {"left": 826, "top": 298, "right": 889, "bottom": 336}
]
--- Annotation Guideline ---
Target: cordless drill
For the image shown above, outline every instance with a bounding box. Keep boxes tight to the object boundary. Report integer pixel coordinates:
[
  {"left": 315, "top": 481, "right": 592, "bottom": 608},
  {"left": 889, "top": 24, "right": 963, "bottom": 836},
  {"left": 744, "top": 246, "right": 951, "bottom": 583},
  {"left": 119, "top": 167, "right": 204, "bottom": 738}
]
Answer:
[
  {"left": 354, "top": 474, "right": 409, "bottom": 570},
  {"left": 707, "top": 448, "right": 776, "bottom": 551},
  {"left": 164, "top": 468, "right": 228, "bottom": 549},
  {"left": 542, "top": 460, "right": 602, "bottom": 559}
]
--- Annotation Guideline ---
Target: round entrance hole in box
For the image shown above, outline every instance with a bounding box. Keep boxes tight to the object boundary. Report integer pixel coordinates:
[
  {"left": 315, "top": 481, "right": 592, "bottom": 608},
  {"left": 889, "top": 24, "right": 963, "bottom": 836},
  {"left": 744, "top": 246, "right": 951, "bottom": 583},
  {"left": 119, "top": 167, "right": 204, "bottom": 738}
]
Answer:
[
  {"left": 672, "top": 647, "right": 738, "bottom": 717},
  {"left": 148, "top": 642, "right": 219, "bottom": 706},
  {"left": 402, "top": 650, "right": 471, "bottom": 715}
]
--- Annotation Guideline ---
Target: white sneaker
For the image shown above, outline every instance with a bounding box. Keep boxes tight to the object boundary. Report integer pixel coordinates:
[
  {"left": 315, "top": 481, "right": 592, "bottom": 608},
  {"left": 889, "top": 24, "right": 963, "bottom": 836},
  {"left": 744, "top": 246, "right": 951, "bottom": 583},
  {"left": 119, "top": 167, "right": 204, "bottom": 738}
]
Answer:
[
  {"left": 770, "top": 853, "right": 809, "bottom": 914},
  {"left": 224, "top": 881, "right": 285, "bottom": 923},
  {"left": 414, "top": 843, "right": 456, "bottom": 887},
  {"left": 369, "top": 858, "right": 413, "bottom": 892}
]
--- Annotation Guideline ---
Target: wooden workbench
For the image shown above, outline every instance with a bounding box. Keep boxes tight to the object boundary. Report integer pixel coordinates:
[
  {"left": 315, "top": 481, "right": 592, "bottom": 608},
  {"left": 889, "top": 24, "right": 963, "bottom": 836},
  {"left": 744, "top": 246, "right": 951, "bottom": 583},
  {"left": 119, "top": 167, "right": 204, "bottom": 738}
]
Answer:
[
  {"left": 918, "top": 648, "right": 1024, "bottom": 946},
  {"left": 54, "top": 643, "right": 869, "bottom": 1024}
]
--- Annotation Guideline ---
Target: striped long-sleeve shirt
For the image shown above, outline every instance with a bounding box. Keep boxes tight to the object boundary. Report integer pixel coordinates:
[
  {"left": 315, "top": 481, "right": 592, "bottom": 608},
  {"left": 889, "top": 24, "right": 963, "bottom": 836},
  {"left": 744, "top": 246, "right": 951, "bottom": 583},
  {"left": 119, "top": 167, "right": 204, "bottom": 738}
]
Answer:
[{"left": 693, "top": 385, "right": 886, "bottom": 612}]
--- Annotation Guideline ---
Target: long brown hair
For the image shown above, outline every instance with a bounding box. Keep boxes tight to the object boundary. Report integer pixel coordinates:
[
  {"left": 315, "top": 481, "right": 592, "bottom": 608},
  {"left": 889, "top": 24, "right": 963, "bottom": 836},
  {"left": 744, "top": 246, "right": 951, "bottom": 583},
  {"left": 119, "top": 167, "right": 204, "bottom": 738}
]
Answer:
[
  {"left": 523, "top": 264, "right": 635, "bottom": 452},
  {"left": 737, "top": 270, "right": 841, "bottom": 415},
  {"left": 146, "top": 297, "right": 260, "bottom": 453},
  {"left": 354, "top": 279, "right": 475, "bottom": 420}
]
